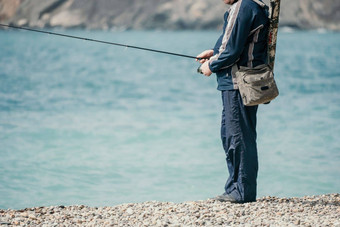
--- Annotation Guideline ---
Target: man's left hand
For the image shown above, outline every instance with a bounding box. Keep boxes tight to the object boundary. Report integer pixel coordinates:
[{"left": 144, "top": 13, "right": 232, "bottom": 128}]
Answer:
[{"left": 200, "top": 61, "right": 212, "bottom": 77}]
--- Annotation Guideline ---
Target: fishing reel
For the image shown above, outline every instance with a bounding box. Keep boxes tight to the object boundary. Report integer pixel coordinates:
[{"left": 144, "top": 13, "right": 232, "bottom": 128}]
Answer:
[
  {"left": 197, "top": 65, "right": 203, "bottom": 74},
  {"left": 196, "top": 57, "right": 209, "bottom": 74}
]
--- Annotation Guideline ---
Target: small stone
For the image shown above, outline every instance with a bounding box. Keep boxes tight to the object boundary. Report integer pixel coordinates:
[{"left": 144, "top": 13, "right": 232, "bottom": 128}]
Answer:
[
  {"left": 20, "top": 212, "right": 28, "bottom": 217},
  {"left": 126, "top": 208, "right": 133, "bottom": 215},
  {"left": 29, "top": 214, "right": 37, "bottom": 220}
]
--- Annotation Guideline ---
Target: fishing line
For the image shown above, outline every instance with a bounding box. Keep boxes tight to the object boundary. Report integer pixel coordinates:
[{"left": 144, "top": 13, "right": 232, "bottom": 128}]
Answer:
[{"left": 0, "top": 23, "right": 204, "bottom": 60}]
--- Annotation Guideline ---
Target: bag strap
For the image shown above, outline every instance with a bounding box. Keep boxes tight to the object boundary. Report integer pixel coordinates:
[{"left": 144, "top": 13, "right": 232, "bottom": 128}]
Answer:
[
  {"left": 252, "top": 0, "right": 269, "bottom": 9},
  {"left": 232, "top": 0, "right": 268, "bottom": 70}
]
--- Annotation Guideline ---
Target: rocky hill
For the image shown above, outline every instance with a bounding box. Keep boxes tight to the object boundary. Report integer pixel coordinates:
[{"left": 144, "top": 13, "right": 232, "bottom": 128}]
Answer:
[{"left": 1, "top": 0, "right": 340, "bottom": 31}]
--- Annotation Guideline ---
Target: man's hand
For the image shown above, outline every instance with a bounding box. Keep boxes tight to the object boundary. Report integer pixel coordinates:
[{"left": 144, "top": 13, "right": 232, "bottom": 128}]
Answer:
[
  {"left": 200, "top": 61, "right": 212, "bottom": 77},
  {"left": 196, "top": 50, "right": 214, "bottom": 63},
  {"left": 196, "top": 50, "right": 213, "bottom": 76}
]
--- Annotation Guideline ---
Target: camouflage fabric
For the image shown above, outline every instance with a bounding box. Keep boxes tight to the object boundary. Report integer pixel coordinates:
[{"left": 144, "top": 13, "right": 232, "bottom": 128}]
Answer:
[{"left": 268, "top": 0, "right": 281, "bottom": 70}]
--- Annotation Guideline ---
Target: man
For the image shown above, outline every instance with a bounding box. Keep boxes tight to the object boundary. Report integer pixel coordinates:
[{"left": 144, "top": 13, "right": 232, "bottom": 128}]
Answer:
[{"left": 196, "top": 0, "right": 269, "bottom": 203}]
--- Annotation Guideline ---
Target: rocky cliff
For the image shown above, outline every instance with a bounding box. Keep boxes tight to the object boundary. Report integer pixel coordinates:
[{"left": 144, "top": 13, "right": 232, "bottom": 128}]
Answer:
[{"left": 1, "top": 0, "right": 339, "bottom": 31}]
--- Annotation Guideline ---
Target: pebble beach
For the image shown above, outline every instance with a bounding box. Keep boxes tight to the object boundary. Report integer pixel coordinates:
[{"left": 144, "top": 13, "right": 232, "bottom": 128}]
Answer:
[{"left": 1, "top": 194, "right": 339, "bottom": 226}]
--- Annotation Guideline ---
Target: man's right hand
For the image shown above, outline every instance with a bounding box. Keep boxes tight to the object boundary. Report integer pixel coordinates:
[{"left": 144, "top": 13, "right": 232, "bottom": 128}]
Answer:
[{"left": 196, "top": 50, "right": 214, "bottom": 63}]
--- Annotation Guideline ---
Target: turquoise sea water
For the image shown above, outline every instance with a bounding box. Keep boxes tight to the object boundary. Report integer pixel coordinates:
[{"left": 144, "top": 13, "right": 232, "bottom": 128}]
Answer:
[{"left": 0, "top": 29, "right": 339, "bottom": 209}]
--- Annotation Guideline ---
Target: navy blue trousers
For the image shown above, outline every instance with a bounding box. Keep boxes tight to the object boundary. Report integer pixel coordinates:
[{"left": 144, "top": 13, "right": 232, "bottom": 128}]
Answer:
[{"left": 221, "top": 90, "right": 258, "bottom": 203}]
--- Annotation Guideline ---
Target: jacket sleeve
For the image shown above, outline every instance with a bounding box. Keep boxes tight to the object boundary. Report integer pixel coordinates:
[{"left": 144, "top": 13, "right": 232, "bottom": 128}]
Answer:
[{"left": 209, "top": 4, "right": 253, "bottom": 72}]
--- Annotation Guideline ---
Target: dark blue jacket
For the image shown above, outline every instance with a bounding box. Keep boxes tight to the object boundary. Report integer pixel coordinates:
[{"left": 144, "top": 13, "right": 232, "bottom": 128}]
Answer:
[{"left": 209, "top": 0, "right": 269, "bottom": 91}]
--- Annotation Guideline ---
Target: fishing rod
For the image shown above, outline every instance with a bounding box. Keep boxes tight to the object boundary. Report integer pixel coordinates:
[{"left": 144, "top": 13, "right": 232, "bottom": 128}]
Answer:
[{"left": 0, "top": 23, "right": 203, "bottom": 60}]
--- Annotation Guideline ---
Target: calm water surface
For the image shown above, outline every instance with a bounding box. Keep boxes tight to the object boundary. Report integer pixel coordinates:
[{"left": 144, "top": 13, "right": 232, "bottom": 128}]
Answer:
[{"left": 0, "top": 29, "right": 339, "bottom": 209}]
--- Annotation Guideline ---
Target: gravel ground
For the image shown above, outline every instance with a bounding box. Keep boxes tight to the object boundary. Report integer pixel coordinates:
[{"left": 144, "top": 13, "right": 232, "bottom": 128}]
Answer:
[{"left": 1, "top": 194, "right": 339, "bottom": 226}]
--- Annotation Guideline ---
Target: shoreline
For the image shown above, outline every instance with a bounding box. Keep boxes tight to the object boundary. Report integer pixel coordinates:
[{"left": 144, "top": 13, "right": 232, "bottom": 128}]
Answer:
[{"left": 1, "top": 194, "right": 339, "bottom": 226}]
